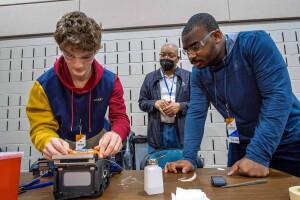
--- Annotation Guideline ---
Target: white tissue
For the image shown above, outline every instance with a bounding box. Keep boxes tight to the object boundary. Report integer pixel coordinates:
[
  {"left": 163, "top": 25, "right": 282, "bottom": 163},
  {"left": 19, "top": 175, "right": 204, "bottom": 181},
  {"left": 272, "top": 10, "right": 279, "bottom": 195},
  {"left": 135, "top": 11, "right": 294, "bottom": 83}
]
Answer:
[{"left": 171, "top": 187, "right": 210, "bottom": 200}]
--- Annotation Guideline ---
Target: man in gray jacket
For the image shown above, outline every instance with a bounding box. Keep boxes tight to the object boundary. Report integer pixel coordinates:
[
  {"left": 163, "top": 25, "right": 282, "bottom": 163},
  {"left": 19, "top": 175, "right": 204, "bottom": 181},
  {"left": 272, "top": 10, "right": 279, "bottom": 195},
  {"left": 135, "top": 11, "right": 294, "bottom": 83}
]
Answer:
[{"left": 139, "top": 43, "right": 191, "bottom": 152}]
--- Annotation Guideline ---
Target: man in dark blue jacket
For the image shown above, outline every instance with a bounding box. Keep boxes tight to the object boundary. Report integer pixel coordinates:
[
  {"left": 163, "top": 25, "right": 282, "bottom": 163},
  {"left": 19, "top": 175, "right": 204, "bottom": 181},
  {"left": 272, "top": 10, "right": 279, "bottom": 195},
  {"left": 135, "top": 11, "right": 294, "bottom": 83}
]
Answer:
[
  {"left": 164, "top": 13, "right": 300, "bottom": 177},
  {"left": 139, "top": 43, "right": 191, "bottom": 152}
]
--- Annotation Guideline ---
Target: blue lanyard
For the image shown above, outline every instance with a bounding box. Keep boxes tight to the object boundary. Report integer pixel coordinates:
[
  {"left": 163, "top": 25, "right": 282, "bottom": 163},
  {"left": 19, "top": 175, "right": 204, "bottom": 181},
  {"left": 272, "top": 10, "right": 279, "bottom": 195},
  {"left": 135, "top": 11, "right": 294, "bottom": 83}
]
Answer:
[{"left": 163, "top": 75, "right": 175, "bottom": 99}]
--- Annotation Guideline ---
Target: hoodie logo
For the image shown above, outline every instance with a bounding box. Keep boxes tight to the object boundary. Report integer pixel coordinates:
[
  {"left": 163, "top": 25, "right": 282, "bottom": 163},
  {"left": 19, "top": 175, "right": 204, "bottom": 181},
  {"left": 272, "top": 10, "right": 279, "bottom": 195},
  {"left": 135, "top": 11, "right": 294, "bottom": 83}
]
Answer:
[
  {"left": 182, "top": 82, "right": 185, "bottom": 86},
  {"left": 93, "top": 98, "right": 103, "bottom": 102}
]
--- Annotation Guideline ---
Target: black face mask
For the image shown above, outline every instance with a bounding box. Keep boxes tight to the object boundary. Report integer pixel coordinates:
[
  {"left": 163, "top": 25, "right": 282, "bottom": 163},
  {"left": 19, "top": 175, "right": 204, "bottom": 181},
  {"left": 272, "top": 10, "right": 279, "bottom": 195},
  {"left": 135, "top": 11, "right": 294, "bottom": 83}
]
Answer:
[{"left": 160, "top": 59, "right": 175, "bottom": 71}]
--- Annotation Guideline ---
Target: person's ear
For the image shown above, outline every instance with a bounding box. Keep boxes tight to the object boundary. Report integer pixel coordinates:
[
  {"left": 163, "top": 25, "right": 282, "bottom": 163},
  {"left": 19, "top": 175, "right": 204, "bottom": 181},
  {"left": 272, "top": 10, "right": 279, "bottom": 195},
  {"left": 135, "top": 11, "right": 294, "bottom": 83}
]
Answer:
[{"left": 214, "top": 29, "right": 223, "bottom": 43}]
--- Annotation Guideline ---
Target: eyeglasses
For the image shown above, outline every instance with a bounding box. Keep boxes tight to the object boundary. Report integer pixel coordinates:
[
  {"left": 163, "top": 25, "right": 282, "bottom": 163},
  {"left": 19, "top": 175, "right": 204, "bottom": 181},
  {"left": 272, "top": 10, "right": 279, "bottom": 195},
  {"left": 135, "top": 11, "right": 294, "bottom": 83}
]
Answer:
[
  {"left": 62, "top": 51, "right": 96, "bottom": 61},
  {"left": 182, "top": 30, "right": 216, "bottom": 55}
]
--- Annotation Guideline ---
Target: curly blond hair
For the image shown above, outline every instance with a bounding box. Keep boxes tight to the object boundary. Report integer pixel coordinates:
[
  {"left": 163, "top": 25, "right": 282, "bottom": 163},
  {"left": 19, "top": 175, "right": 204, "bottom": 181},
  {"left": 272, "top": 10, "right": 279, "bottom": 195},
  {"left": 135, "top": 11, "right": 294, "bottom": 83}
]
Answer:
[{"left": 54, "top": 11, "right": 102, "bottom": 51}]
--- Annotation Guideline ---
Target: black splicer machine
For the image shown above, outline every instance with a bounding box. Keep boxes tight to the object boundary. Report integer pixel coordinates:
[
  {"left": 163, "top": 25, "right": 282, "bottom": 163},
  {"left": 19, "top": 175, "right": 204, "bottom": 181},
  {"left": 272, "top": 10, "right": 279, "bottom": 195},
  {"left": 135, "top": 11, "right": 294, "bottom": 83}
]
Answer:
[{"left": 52, "top": 153, "right": 111, "bottom": 200}]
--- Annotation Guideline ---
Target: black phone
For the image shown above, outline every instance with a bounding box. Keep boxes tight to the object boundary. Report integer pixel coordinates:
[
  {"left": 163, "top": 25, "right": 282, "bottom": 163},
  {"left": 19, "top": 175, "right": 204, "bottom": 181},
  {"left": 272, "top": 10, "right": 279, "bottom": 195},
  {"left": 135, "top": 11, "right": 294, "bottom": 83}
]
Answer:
[{"left": 211, "top": 176, "right": 227, "bottom": 187}]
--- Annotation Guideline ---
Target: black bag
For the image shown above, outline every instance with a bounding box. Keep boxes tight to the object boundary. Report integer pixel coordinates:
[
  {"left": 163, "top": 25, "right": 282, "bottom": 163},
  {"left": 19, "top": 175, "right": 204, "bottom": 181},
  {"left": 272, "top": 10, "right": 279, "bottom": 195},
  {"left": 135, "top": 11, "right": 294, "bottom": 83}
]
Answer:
[{"left": 53, "top": 158, "right": 111, "bottom": 200}]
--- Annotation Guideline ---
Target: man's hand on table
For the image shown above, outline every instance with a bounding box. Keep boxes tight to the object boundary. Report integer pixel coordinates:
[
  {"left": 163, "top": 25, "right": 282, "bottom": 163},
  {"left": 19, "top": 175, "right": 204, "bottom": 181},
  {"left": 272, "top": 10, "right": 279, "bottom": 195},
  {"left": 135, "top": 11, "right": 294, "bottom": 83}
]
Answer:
[
  {"left": 164, "top": 160, "right": 195, "bottom": 174},
  {"left": 228, "top": 157, "right": 269, "bottom": 177}
]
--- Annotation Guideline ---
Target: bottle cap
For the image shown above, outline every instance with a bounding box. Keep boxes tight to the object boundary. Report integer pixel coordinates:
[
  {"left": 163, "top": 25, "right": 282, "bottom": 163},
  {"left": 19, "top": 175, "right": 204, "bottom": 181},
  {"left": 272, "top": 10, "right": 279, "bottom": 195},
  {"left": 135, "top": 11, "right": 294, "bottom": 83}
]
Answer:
[{"left": 147, "top": 158, "right": 158, "bottom": 165}]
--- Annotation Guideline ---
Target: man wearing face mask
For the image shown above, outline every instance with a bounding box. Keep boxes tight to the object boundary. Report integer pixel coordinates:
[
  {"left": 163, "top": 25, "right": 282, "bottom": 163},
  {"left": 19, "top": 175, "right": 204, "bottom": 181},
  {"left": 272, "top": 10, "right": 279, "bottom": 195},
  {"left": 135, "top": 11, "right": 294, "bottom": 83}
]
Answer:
[{"left": 139, "top": 43, "right": 191, "bottom": 152}]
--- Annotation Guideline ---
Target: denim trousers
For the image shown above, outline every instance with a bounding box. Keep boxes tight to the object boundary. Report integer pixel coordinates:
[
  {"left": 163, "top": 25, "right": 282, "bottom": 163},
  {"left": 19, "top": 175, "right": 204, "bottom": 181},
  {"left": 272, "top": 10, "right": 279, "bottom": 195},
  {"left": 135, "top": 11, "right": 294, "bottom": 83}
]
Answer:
[{"left": 148, "top": 123, "right": 182, "bottom": 153}]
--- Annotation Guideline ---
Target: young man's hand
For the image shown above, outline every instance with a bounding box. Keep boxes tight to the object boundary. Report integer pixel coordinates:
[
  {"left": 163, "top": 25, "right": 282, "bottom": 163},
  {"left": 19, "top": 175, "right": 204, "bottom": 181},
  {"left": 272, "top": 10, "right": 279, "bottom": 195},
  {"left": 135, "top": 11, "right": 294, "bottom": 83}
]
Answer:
[
  {"left": 94, "top": 131, "right": 122, "bottom": 158},
  {"left": 43, "top": 138, "right": 71, "bottom": 160}
]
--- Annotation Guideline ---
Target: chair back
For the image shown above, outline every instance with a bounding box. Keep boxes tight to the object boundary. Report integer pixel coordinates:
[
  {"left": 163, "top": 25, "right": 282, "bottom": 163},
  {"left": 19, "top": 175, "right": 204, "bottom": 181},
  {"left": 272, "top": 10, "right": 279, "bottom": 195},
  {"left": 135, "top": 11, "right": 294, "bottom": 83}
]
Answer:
[{"left": 140, "top": 148, "right": 203, "bottom": 169}]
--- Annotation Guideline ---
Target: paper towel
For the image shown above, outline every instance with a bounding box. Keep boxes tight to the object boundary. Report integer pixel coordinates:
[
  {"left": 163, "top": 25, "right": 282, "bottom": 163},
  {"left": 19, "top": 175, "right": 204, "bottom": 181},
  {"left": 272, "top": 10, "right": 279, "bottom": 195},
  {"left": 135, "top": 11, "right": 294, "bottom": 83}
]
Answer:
[
  {"left": 289, "top": 186, "right": 300, "bottom": 200},
  {"left": 171, "top": 187, "right": 210, "bottom": 200}
]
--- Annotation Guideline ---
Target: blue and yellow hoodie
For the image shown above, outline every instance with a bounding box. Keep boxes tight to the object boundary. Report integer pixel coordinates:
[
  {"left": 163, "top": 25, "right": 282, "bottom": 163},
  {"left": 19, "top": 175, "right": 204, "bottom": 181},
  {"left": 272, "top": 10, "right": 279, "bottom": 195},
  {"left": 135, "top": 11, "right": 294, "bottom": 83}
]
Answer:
[{"left": 26, "top": 56, "right": 130, "bottom": 152}]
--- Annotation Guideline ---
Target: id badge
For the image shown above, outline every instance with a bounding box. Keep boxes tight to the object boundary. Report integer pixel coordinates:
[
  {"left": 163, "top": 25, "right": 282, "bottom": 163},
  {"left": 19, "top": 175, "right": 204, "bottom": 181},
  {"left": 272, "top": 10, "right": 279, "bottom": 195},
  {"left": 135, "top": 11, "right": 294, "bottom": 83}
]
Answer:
[
  {"left": 75, "top": 134, "right": 86, "bottom": 150},
  {"left": 226, "top": 118, "right": 240, "bottom": 144}
]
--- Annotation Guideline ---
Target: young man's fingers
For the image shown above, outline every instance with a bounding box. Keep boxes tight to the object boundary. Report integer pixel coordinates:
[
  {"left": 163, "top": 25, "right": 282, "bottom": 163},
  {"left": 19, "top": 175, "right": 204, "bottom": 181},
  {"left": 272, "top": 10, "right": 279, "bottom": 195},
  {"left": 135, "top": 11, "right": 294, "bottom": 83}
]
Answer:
[
  {"left": 44, "top": 154, "right": 52, "bottom": 161},
  {"left": 61, "top": 140, "right": 71, "bottom": 152},
  {"left": 104, "top": 134, "right": 122, "bottom": 157},
  {"left": 42, "top": 149, "right": 53, "bottom": 160},
  {"left": 51, "top": 139, "right": 69, "bottom": 155},
  {"left": 94, "top": 132, "right": 122, "bottom": 158},
  {"left": 45, "top": 143, "right": 61, "bottom": 156},
  {"left": 103, "top": 140, "right": 116, "bottom": 157},
  {"left": 98, "top": 136, "right": 110, "bottom": 158}
]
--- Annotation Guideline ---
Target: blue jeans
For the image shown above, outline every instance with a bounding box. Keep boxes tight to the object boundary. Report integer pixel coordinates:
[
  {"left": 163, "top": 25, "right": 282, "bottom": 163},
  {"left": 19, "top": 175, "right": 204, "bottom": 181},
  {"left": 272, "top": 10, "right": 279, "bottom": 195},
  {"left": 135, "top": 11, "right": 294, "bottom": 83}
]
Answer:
[{"left": 148, "top": 123, "right": 182, "bottom": 153}]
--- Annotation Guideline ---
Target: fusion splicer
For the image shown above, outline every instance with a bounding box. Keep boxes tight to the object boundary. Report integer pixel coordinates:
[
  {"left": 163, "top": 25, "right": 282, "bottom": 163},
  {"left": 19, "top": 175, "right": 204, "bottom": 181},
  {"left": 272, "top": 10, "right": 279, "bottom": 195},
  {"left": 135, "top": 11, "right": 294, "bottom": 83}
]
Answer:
[{"left": 52, "top": 150, "right": 111, "bottom": 200}]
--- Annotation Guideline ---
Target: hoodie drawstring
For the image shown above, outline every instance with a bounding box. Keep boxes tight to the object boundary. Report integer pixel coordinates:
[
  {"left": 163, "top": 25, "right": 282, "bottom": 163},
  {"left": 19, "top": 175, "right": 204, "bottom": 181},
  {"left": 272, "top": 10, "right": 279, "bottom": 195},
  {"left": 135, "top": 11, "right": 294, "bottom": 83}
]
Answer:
[
  {"left": 70, "top": 91, "right": 92, "bottom": 133},
  {"left": 71, "top": 90, "right": 74, "bottom": 132},
  {"left": 89, "top": 91, "right": 91, "bottom": 132}
]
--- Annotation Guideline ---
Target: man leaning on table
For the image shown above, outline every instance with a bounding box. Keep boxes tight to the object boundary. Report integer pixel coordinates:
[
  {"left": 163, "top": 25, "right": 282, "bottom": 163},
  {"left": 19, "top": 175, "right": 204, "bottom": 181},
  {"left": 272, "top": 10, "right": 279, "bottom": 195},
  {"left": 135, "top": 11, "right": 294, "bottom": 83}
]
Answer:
[{"left": 164, "top": 13, "right": 300, "bottom": 177}]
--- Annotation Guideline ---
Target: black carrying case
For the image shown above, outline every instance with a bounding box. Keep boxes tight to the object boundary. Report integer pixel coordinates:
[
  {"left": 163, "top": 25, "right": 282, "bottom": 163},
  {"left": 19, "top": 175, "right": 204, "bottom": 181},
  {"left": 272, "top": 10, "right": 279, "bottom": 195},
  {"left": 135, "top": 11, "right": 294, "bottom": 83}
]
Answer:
[{"left": 53, "top": 158, "right": 111, "bottom": 200}]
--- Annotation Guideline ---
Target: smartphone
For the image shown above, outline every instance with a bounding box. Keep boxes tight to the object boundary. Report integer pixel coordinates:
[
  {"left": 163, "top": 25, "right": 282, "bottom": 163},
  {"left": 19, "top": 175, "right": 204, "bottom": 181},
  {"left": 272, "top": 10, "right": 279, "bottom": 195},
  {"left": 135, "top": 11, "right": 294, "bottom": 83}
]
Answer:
[{"left": 211, "top": 176, "right": 227, "bottom": 187}]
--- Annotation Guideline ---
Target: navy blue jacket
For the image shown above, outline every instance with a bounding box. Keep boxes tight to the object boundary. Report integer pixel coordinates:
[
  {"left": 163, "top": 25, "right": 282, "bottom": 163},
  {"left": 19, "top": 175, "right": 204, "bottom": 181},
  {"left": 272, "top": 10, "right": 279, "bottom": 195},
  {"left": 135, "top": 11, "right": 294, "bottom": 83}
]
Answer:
[
  {"left": 183, "top": 30, "right": 300, "bottom": 167},
  {"left": 139, "top": 67, "right": 191, "bottom": 149}
]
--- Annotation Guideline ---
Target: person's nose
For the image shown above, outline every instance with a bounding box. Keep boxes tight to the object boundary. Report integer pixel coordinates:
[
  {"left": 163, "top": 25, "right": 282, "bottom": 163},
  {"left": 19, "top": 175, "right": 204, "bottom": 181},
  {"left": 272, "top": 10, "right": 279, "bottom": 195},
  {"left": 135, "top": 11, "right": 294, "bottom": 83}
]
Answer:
[
  {"left": 73, "top": 58, "right": 84, "bottom": 67},
  {"left": 187, "top": 51, "right": 196, "bottom": 60}
]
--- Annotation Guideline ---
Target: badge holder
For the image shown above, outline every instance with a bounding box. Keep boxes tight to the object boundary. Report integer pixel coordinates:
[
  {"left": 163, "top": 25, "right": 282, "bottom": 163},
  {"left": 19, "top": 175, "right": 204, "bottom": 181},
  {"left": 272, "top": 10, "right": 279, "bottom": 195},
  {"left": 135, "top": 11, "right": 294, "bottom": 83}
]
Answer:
[
  {"left": 75, "top": 121, "right": 86, "bottom": 150},
  {"left": 226, "top": 118, "right": 240, "bottom": 144}
]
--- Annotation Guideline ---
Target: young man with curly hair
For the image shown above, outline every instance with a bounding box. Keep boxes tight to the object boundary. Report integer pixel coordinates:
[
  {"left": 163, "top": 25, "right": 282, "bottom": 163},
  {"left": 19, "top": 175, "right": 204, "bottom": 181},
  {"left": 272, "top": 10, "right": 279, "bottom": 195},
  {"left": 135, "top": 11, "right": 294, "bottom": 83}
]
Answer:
[{"left": 26, "top": 11, "right": 130, "bottom": 160}]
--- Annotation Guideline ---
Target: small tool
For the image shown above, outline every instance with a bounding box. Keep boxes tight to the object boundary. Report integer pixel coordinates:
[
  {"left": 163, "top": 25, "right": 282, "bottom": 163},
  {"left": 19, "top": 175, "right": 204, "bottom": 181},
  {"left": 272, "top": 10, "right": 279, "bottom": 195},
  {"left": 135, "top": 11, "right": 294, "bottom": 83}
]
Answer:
[
  {"left": 222, "top": 179, "right": 267, "bottom": 188},
  {"left": 18, "top": 168, "right": 54, "bottom": 194},
  {"left": 19, "top": 179, "right": 53, "bottom": 190},
  {"left": 18, "top": 179, "right": 53, "bottom": 194}
]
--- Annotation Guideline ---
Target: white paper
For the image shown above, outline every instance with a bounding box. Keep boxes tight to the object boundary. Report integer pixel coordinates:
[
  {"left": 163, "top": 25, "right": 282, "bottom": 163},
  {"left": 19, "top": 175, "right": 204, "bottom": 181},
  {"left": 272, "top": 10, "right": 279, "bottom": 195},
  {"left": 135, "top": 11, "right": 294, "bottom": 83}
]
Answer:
[{"left": 171, "top": 187, "right": 210, "bottom": 200}]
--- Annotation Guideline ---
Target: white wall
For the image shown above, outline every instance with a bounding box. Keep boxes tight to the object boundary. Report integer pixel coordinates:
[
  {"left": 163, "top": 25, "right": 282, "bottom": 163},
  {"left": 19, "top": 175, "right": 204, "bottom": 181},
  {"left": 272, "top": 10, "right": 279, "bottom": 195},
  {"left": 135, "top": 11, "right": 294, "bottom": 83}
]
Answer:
[
  {"left": 0, "top": 0, "right": 300, "bottom": 170},
  {"left": 1, "top": 0, "right": 300, "bottom": 37}
]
